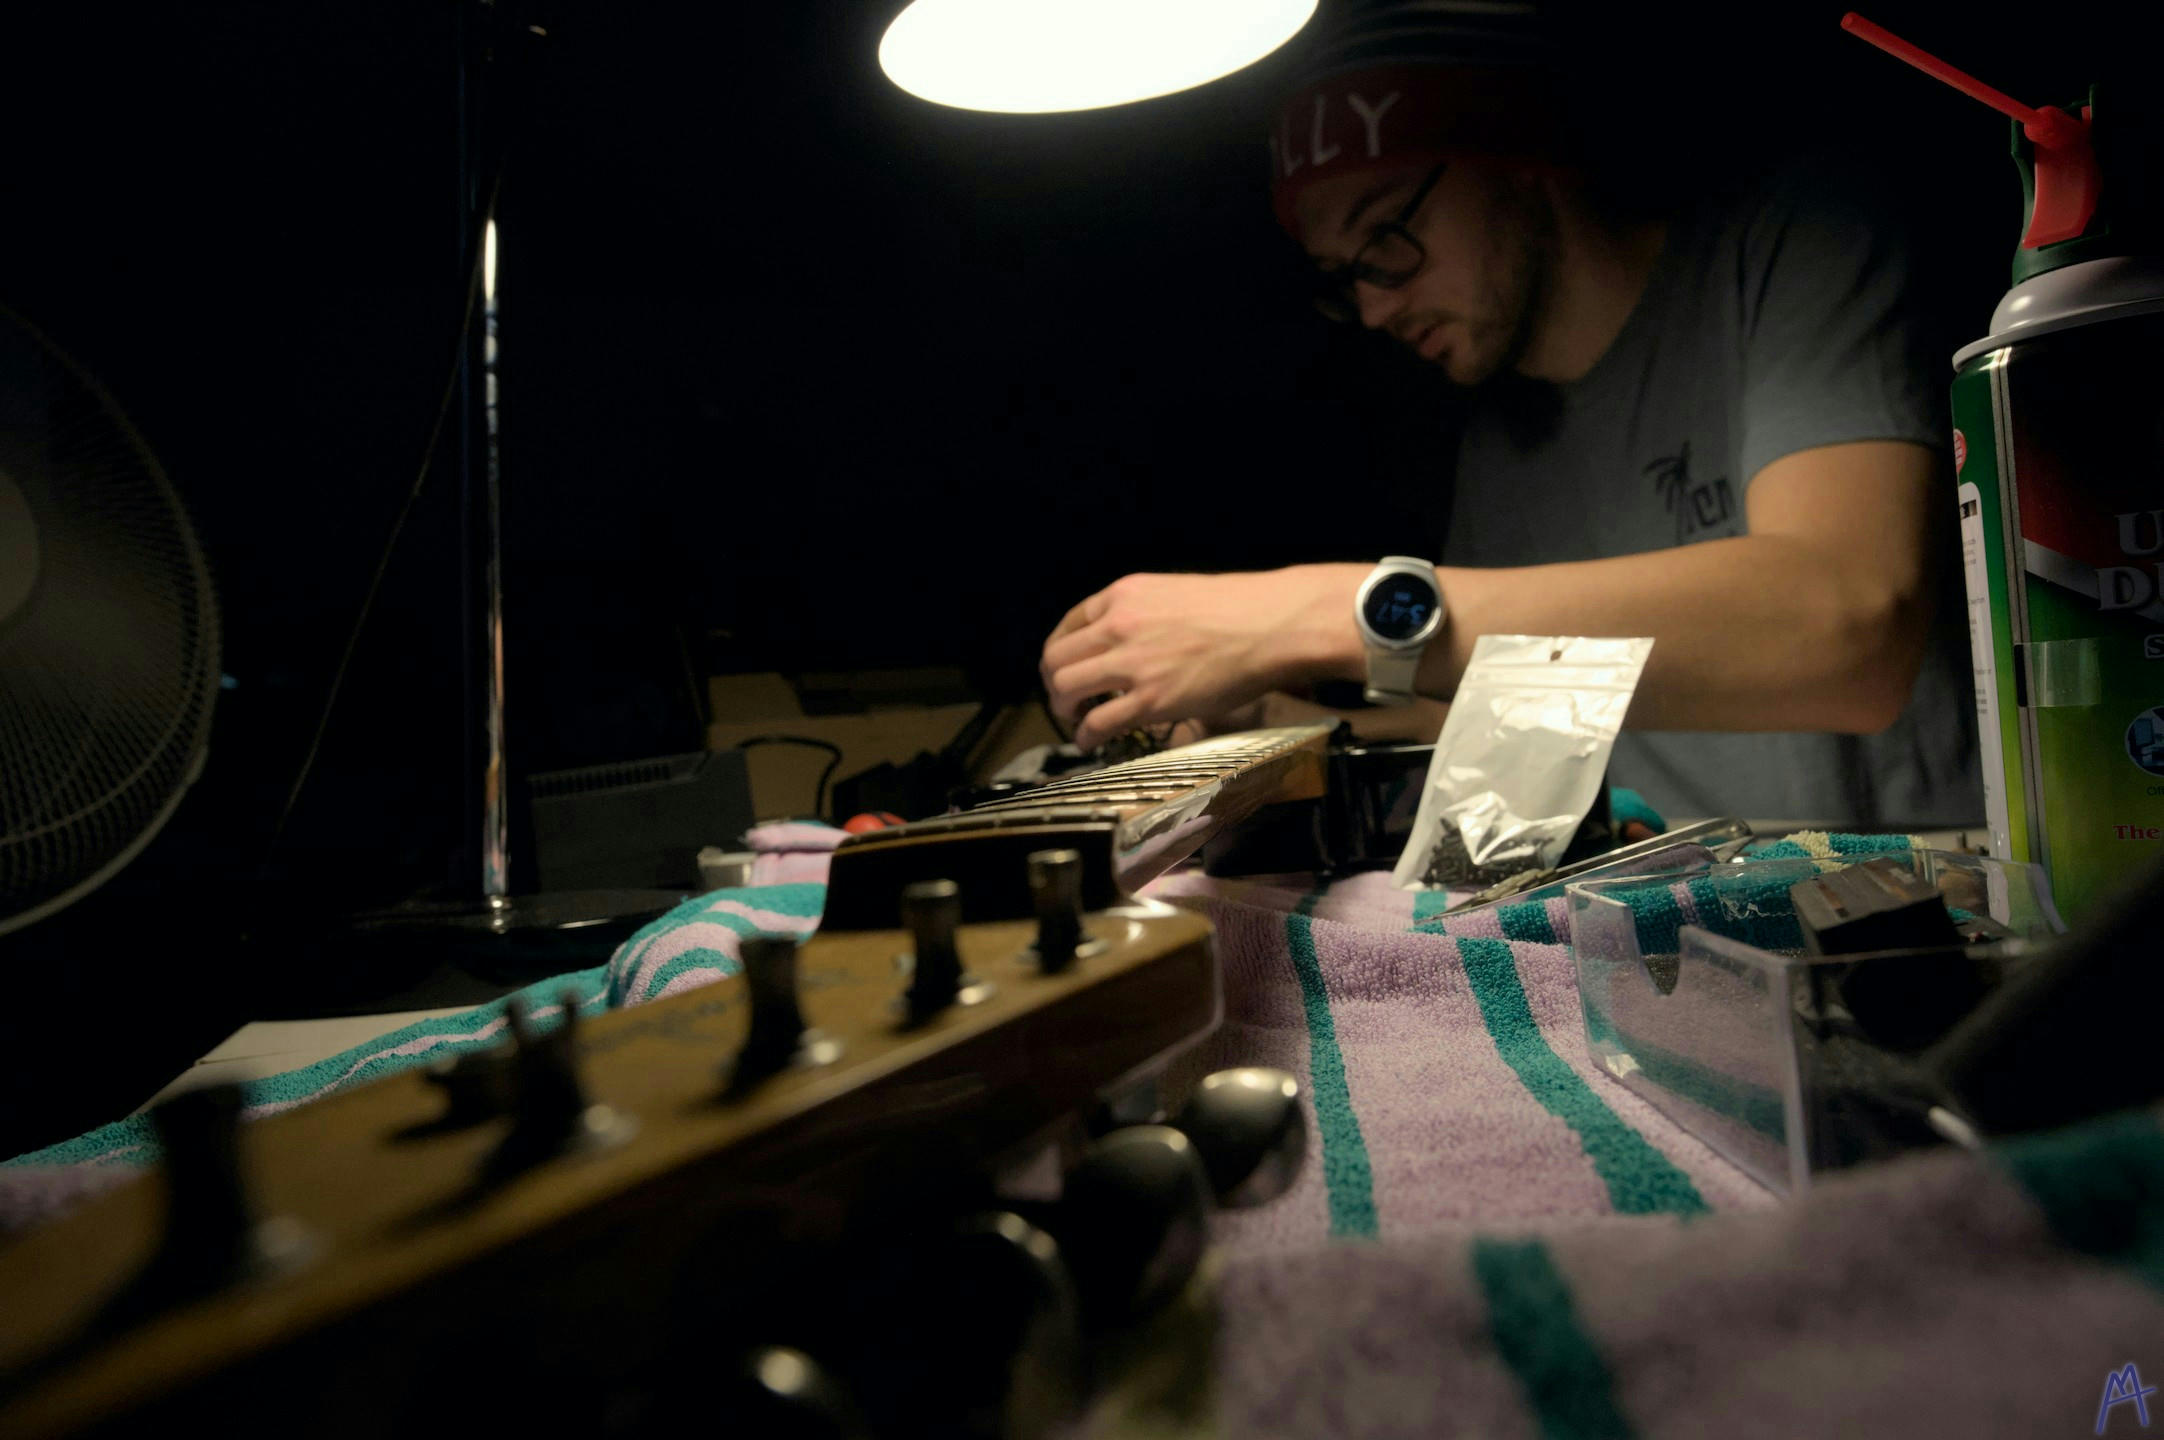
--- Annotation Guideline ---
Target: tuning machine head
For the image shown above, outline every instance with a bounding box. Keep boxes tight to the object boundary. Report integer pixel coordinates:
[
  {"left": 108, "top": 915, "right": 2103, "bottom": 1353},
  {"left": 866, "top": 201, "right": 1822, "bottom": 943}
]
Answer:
[
  {"left": 1052, "top": 1125, "right": 1211, "bottom": 1327},
  {"left": 1025, "top": 849, "right": 1103, "bottom": 975},
  {"left": 131, "top": 1083, "right": 315, "bottom": 1309},
  {"left": 728, "top": 935, "right": 841, "bottom": 1091},
  {"left": 724, "top": 1346, "right": 871, "bottom": 1439},
  {"left": 421, "top": 1044, "right": 516, "bottom": 1129},
  {"left": 1172, "top": 1068, "right": 1307, "bottom": 1208},
  {"left": 484, "top": 992, "right": 636, "bottom": 1181},
  {"left": 841, "top": 1208, "right": 1084, "bottom": 1440},
  {"left": 897, "top": 879, "right": 993, "bottom": 1025}
]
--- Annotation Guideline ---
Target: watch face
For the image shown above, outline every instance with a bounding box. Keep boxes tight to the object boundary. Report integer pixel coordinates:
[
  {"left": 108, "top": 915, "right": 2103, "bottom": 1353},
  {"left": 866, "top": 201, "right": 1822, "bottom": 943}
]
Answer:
[{"left": 1362, "top": 571, "right": 1440, "bottom": 643}]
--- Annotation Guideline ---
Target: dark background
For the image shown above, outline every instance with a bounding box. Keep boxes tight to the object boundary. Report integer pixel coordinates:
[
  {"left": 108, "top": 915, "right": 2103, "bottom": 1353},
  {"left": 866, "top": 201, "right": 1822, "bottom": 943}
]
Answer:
[{"left": 1, "top": 0, "right": 2157, "bottom": 1154}]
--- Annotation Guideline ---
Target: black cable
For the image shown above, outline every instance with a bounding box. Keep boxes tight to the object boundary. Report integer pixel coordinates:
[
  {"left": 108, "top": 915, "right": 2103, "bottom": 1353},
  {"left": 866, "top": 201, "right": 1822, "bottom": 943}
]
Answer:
[
  {"left": 733, "top": 736, "right": 844, "bottom": 820},
  {"left": 260, "top": 173, "right": 501, "bottom": 873},
  {"left": 937, "top": 700, "right": 1001, "bottom": 770}
]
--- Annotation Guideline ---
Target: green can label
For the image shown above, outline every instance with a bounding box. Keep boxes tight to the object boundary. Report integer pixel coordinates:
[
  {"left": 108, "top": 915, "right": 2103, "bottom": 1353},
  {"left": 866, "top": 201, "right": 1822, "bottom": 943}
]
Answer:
[{"left": 1951, "top": 311, "right": 2164, "bottom": 922}]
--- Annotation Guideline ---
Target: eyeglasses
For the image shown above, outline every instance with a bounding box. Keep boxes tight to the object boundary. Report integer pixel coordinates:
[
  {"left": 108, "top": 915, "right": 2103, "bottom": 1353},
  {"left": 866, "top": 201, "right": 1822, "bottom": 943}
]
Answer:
[{"left": 1311, "top": 162, "right": 1449, "bottom": 325}]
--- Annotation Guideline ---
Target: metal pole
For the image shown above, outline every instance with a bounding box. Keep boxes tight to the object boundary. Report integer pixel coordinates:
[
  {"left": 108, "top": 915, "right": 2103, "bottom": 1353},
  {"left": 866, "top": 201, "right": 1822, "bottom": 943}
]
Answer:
[
  {"left": 480, "top": 210, "right": 509, "bottom": 906},
  {"left": 458, "top": 0, "right": 510, "bottom": 910}
]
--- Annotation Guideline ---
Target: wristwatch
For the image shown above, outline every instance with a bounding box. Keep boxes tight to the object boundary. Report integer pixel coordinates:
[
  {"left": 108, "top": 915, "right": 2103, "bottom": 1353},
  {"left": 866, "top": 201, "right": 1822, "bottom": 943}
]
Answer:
[{"left": 1354, "top": 556, "right": 1446, "bottom": 705}]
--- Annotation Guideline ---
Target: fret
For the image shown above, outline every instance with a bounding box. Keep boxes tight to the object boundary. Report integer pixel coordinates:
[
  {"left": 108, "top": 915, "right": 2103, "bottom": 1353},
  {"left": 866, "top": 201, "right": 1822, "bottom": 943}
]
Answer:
[
  {"left": 970, "top": 789, "right": 1179, "bottom": 812},
  {"left": 825, "top": 725, "right": 1335, "bottom": 930}
]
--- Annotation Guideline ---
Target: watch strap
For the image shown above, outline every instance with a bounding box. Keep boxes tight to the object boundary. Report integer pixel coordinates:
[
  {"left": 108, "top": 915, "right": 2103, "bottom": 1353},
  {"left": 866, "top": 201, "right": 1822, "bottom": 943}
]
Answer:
[{"left": 1362, "top": 647, "right": 1421, "bottom": 706}]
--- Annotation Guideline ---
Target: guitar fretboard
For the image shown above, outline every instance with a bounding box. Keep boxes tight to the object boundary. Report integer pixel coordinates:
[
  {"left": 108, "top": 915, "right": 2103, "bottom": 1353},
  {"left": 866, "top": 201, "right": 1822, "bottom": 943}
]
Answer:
[{"left": 821, "top": 725, "right": 1333, "bottom": 929}]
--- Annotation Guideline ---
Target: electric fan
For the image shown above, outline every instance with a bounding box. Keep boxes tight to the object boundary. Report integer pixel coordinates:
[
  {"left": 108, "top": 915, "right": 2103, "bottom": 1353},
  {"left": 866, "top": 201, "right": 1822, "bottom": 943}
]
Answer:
[{"left": 0, "top": 308, "right": 220, "bottom": 935}]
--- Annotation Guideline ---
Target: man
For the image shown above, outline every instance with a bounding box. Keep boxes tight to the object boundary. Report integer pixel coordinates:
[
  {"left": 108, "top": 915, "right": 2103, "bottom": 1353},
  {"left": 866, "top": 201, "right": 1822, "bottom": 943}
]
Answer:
[{"left": 1039, "top": 7, "right": 1979, "bottom": 825}]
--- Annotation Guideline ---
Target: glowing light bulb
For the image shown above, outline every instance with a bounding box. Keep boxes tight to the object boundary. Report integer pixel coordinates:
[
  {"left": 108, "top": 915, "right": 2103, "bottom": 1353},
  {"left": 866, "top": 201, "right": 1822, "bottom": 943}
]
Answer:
[{"left": 878, "top": 0, "right": 1317, "bottom": 115}]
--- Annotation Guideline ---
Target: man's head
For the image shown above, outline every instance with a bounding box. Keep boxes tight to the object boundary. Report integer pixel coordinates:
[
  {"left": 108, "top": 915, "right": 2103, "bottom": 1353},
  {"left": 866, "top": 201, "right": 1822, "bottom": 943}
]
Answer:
[
  {"left": 1289, "top": 153, "right": 1558, "bottom": 387},
  {"left": 1267, "top": 6, "right": 1574, "bottom": 386}
]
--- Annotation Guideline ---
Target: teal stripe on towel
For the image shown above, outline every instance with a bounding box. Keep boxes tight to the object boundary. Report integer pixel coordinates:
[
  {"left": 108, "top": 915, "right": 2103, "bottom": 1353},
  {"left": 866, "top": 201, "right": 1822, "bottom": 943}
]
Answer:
[
  {"left": 1998, "top": 1109, "right": 2164, "bottom": 1296},
  {"left": 1473, "top": 1237, "right": 1637, "bottom": 1440},
  {"left": 1498, "top": 901, "right": 1558, "bottom": 945},
  {"left": 1826, "top": 833, "right": 1915, "bottom": 856},
  {"left": 1410, "top": 891, "right": 1453, "bottom": 924},
  {"left": 1287, "top": 891, "right": 1378, "bottom": 1239},
  {"left": 1458, "top": 938, "right": 1707, "bottom": 1216}
]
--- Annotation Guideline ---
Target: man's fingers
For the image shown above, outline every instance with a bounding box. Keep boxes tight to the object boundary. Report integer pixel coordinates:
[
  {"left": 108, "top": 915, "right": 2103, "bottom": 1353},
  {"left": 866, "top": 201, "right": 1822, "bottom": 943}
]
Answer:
[
  {"left": 1040, "top": 621, "right": 1119, "bottom": 687},
  {"left": 1166, "top": 718, "right": 1210, "bottom": 748},
  {"left": 1045, "top": 590, "right": 1110, "bottom": 646},
  {"left": 1073, "top": 690, "right": 1152, "bottom": 751},
  {"left": 1046, "top": 652, "right": 1127, "bottom": 718}
]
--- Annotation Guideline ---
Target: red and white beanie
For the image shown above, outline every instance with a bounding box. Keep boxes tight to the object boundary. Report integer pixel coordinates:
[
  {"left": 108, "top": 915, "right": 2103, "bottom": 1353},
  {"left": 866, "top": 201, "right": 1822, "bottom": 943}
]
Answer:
[{"left": 1269, "top": 1, "right": 1565, "bottom": 234}]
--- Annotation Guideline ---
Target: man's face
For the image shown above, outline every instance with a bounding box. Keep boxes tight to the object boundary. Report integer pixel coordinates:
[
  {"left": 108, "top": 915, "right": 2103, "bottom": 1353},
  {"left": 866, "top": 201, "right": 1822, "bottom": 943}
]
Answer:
[{"left": 1293, "top": 157, "right": 1554, "bottom": 387}]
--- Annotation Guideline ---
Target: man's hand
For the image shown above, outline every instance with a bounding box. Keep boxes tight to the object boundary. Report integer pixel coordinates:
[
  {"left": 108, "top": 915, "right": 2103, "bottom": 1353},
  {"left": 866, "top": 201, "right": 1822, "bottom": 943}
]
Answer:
[{"left": 1039, "top": 567, "right": 1362, "bottom": 750}]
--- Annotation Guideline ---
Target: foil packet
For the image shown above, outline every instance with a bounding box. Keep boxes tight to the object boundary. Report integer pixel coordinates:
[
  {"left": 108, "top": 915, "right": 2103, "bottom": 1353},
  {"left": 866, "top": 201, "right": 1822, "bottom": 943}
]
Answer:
[{"left": 1392, "top": 634, "right": 1654, "bottom": 890}]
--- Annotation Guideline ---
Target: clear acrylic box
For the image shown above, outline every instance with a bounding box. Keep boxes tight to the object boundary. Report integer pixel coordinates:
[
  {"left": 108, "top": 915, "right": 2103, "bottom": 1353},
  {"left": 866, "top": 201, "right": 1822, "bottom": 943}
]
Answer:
[{"left": 1567, "top": 850, "right": 2064, "bottom": 1195}]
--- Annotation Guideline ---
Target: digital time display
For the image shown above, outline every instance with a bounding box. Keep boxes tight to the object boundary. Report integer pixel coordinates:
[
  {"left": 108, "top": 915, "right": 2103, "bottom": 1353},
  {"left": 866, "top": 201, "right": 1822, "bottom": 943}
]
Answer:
[{"left": 1362, "top": 573, "right": 1439, "bottom": 643}]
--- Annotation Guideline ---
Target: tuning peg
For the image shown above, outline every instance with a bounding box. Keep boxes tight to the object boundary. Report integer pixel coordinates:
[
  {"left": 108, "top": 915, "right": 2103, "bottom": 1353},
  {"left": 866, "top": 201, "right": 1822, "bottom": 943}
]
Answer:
[
  {"left": 1171, "top": 1068, "right": 1307, "bottom": 1208},
  {"left": 1087, "top": 1077, "right": 1165, "bottom": 1137},
  {"left": 945, "top": 1212, "right": 1084, "bottom": 1438},
  {"left": 725, "top": 1346, "right": 871, "bottom": 1440},
  {"left": 485, "top": 991, "right": 634, "bottom": 1180},
  {"left": 1026, "top": 849, "right": 1088, "bottom": 974},
  {"left": 900, "top": 879, "right": 991, "bottom": 1025},
  {"left": 422, "top": 1044, "right": 516, "bottom": 1127},
  {"left": 846, "top": 1210, "right": 1084, "bottom": 1440},
  {"left": 1052, "top": 1125, "right": 1211, "bottom": 1327},
  {"left": 141, "top": 1083, "right": 313, "bottom": 1300},
  {"left": 729, "top": 936, "right": 840, "bottom": 1089}
]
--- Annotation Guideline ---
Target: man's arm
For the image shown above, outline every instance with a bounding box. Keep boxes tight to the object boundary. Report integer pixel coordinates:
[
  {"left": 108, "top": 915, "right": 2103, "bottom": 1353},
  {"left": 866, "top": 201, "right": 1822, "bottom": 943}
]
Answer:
[{"left": 1043, "top": 439, "right": 1939, "bottom": 750}]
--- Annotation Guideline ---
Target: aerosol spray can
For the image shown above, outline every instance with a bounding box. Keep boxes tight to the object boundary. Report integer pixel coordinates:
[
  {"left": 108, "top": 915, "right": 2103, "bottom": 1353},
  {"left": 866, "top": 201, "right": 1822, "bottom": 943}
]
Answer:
[{"left": 1847, "top": 16, "right": 2162, "bottom": 922}]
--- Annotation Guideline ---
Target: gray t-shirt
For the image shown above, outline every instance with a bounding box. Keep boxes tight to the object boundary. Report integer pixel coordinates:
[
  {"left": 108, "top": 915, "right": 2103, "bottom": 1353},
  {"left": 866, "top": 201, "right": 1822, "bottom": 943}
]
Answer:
[{"left": 1444, "top": 166, "right": 1982, "bottom": 826}]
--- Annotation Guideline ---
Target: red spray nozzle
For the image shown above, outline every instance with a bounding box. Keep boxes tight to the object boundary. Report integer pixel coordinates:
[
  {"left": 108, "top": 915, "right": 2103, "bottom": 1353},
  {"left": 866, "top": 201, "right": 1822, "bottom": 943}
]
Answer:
[{"left": 1840, "top": 11, "right": 2100, "bottom": 247}]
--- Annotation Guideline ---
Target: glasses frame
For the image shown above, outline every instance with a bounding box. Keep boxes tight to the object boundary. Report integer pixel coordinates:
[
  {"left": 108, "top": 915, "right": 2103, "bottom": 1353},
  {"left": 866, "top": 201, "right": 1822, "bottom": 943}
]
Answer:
[{"left": 1312, "top": 161, "right": 1449, "bottom": 324}]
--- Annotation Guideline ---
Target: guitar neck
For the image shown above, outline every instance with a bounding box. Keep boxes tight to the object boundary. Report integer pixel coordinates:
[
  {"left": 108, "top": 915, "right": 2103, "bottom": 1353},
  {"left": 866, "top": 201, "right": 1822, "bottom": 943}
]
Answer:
[
  {"left": 0, "top": 900, "right": 1220, "bottom": 1438},
  {"left": 0, "top": 726, "right": 1340, "bottom": 1437},
  {"left": 820, "top": 725, "right": 1335, "bottom": 930}
]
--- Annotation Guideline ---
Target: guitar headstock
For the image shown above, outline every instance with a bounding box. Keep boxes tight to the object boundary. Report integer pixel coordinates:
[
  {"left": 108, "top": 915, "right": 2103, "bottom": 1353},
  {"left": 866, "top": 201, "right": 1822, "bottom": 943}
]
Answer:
[
  {"left": 823, "top": 724, "right": 1333, "bottom": 929},
  {"left": 0, "top": 855, "right": 1221, "bottom": 1437}
]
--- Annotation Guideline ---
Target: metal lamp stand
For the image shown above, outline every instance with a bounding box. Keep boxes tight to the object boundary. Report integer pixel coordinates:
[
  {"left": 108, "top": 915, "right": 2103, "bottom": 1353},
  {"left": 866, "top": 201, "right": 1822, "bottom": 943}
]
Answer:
[{"left": 292, "top": 0, "right": 684, "bottom": 1013}]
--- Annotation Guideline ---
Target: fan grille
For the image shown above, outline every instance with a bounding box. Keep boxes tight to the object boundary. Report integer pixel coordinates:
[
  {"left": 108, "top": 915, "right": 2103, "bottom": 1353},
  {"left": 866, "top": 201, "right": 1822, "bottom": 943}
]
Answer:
[{"left": 0, "top": 311, "right": 219, "bottom": 933}]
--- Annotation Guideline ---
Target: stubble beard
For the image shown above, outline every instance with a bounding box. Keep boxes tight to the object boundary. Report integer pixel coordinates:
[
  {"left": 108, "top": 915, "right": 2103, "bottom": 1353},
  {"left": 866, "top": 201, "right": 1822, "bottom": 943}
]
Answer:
[
  {"left": 1409, "top": 173, "right": 1558, "bottom": 390},
  {"left": 1467, "top": 175, "right": 1559, "bottom": 386}
]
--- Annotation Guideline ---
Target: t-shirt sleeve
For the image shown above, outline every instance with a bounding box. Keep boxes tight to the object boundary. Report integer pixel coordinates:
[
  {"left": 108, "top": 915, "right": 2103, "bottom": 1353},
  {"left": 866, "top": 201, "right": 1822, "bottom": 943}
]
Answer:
[{"left": 1734, "top": 165, "right": 1948, "bottom": 489}]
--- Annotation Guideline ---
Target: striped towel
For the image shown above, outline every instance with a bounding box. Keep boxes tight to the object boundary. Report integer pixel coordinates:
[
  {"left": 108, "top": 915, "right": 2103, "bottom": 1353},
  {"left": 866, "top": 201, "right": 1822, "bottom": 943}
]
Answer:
[
  {"left": 9, "top": 837, "right": 2161, "bottom": 1438},
  {"left": 1136, "top": 862, "right": 2164, "bottom": 1437},
  {"left": 1211, "top": 1103, "right": 2164, "bottom": 1438}
]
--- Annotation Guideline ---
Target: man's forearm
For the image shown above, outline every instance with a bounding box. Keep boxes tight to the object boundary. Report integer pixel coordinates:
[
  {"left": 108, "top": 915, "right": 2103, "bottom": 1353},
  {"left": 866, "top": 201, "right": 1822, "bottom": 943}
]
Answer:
[{"left": 1284, "top": 535, "right": 1931, "bottom": 733}]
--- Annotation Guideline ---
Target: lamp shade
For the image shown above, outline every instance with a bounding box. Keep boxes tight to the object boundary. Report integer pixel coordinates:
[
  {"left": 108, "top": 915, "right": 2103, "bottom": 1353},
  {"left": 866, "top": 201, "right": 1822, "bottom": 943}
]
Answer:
[{"left": 878, "top": 0, "right": 1318, "bottom": 115}]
